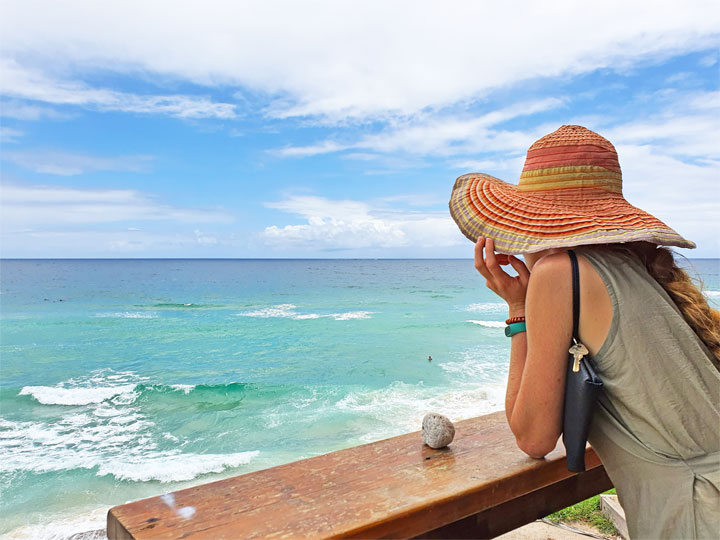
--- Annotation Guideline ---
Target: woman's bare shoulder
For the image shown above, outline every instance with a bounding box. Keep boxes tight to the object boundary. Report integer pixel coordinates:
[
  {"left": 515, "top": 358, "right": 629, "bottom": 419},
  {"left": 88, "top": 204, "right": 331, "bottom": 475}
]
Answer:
[
  {"left": 528, "top": 251, "right": 572, "bottom": 281},
  {"left": 525, "top": 252, "right": 573, "bottom": 322},
  {"left": 525, "top": 252, "right": 573, "bottom": 313}
]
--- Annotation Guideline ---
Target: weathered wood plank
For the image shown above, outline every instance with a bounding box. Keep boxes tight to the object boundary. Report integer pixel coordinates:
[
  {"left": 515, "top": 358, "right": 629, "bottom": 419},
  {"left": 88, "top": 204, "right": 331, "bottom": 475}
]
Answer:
[
  {"left": 414, "top": 464, "right": 612, "bottom": 539},
  {"left": 107, "top": 411, "right": 609, "bottom": 539}
]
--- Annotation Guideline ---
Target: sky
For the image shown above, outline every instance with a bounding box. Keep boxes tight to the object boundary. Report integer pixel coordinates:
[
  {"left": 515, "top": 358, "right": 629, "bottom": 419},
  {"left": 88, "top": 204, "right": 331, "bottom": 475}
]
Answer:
[{"left": 1, "top": 0, "right": 719, "bottom": 258}]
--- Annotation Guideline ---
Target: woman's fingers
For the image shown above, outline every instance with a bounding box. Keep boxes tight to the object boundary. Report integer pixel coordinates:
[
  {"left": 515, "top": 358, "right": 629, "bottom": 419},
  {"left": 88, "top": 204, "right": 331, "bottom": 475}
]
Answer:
[
  {"left": 484, "top": 238, "right": 510, "bottom": 282},
  {"left": 474, "top": 236, "right": 529, "bottom": 307},
  {"left": 509, "top": 255, "right": 531, "bottom": 287},
  {"left": 474, "top": 237, "right": 491, "bottom": 280},
  {"left": 495, "top": 254, "right": 510, "bottom": 266}
]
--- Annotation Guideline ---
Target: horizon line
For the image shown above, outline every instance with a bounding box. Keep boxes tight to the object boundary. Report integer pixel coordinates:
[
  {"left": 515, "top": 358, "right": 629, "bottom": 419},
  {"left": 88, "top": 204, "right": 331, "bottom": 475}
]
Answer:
[{"left": 1, "top": 257, "right": 718, "bottom": 261}]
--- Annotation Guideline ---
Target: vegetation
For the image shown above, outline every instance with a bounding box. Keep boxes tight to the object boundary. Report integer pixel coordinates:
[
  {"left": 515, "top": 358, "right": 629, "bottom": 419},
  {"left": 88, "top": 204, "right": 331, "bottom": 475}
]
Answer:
[{"left": 546, "top": 488, "right": 619, "bottom": 536}]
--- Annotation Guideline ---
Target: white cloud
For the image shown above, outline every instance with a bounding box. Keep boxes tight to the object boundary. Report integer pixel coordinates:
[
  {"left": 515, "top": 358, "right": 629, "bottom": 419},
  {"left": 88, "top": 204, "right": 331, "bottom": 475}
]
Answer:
[
  {"left": 376, "top": 193, "right": 445, "bottom": 207},
  {"left": 263, "top": 88, "right": 720, "bottom": 254},
  {"left": 262, "top": 195, "right": 462, "bottom": 250},
  {"left": 277, "top": 141, "right": 350, "bottom": 158},
  {"left": 0, "top": 183, "right": 234, "bottom": 228},
  {"left": 613, "top": 144, "right": 720, "bottom": 251},
  {"left": 275, "top": 98, "right": 564, "bottom": 158},
  {"left": 0, "top": 126, "right": 23, "bottom": 142},
  {"left": 0, "top": 99, "right": 72, "bottom": 120},
  {"left": 4, "top": 150, "right": 154, "bottom": 176},
  {"left": 590, "top": 90, "right": 720, "bottom": 251},
  {"left": 0, "top": 60, "right": 238, "bottom": 119},
  {"left": 602, "top": 92, "right": 720, "bottom": 159},
  {"left": 266, "top": 196, "right": 371, "bottom": 222},
  {"left": 450, "top": 157, "right": 525, "bottom": 174},
  {"left": 1, "top": 229, "right": 224, "bottom": 257},
  {"left": 698, "top": 52, "right": 719, "bottom": 67},
  {"left": 686, "top": 90, "right": 720, "bottom": 111},
  {"left": 1, "top": 1, "right": 719, "bottom": 121},
  {"left": 194, "top": 229, "right": 219, "bottom": 245}
]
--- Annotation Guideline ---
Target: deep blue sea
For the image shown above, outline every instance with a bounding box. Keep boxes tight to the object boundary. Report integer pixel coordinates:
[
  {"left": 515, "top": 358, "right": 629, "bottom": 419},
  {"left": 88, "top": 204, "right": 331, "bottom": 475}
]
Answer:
[{"left": 1, "top": 258, "right": 718, "bottom": 538}]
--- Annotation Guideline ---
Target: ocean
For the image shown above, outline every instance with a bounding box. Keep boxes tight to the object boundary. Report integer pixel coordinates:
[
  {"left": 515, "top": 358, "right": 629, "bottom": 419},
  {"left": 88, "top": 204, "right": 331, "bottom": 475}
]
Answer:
[{"left": 1, "top": 258, "right": 718, "bottom": 539}]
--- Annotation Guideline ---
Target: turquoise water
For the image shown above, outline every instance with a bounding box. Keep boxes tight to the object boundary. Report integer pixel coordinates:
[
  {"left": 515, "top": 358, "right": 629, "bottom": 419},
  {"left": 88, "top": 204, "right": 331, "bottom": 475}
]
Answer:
[{"left": 1, "top": 258, "right": 718, "bottom": 538}]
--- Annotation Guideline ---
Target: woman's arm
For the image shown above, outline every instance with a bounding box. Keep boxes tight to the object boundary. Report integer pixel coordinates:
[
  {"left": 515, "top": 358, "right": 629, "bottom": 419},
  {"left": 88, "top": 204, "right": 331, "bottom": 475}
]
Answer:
[
  {"left": 504, "top": 317, "right": 527, "bottom": 427},
  {"left": 507, "top": 253, "right": 572, "bottom": 458},
  {"left": 474, "top": 238, "right": 572, "bottom": 458}
]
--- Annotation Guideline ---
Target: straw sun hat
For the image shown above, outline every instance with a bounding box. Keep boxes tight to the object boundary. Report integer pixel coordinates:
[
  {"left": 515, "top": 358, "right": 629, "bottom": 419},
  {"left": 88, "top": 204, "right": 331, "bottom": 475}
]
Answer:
[{"left": 448, "top": 125, "right": 695, "bottom": 255}]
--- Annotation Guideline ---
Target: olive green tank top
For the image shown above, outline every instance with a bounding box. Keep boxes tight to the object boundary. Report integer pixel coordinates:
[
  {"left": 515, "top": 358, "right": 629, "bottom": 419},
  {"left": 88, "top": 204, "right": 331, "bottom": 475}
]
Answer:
[{"left": 578, "top": 248, "right": 719, "bottom": 539}]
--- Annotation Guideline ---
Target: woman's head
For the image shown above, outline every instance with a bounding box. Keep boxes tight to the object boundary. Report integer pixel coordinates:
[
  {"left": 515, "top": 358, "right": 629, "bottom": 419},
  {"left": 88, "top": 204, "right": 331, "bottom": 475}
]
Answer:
[
  {"left": 449, "top": 125, "right": 694, "bottom": 255},
  {"left": 453, "top": 125, "right": 716, "bottom": 362}
]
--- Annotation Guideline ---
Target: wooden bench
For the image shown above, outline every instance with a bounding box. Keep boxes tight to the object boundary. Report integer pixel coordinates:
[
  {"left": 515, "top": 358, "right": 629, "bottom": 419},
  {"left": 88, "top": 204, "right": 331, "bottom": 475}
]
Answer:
[{"left": 107, "top": 411, "right": 611, "bottom": 539}]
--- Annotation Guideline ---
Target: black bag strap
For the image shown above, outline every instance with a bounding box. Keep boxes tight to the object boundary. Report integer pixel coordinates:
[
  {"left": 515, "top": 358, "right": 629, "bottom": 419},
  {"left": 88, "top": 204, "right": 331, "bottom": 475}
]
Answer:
[{"left": 568, "top": 250, "right": 580, "bottom": 341}]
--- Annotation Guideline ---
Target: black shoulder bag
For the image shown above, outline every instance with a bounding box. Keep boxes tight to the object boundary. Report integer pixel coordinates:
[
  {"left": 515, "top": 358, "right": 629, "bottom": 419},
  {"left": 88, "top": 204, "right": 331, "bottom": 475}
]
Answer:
[{"left": 562, "top": 250, "right": 603, "bottom": 472}]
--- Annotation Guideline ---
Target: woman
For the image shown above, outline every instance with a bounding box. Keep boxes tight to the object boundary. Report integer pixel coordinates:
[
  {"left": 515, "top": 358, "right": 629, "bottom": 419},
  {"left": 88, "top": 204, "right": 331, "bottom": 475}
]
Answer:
[{"left": 449, "top": 125, "right": 719, "bottom": 539}]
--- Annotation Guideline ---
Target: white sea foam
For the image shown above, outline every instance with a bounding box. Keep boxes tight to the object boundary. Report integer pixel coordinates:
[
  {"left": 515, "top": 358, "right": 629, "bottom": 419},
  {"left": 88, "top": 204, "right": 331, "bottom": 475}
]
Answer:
[
  {"left": 291, "top": 388, "right": 320, "bottom": 409},
  {"left": 0, "top": 413, "right": 155, "bottom": 475},
  {"left": 466, "top": 320, "right": 505, "bottom": 328},
  {"left": 0, "top": 506, "right": 108, "bottom": 540},
  {"left": 465, "top": 302, "right": 507, "bottom": 313},
  {"left": 95, "top": 312, "right": 157, "bottom": 319},
  {"left": 92, "top": 405, "right": 124, "bottom": 418},
  {"left": 170, "top": 384, "right": 196, "bottom": 394},
  {"left": 332, "top": 311, "right": 372, "bottom": 320},
  {"left": 332, "top": 344, "right": 509, "bottom": 443},
  {"left": 336, "top": 380, "right": 505, "bottom": 443},
  {"left": 238, "top": 304, "right": 373, "bottom": 321},
  {"left": 96, "top": 450, "right": 259, "bottom": 482},
  {"left": 19, "top": 384, "right": 137, "bottom": 406},
  {"left": 58, "top": 413, "right": 92, "bottom": 427},
  {"left": 439, "top": 348, "right": 509, "bottom": 382},
  {"left": 2, "top": 370, "right": 260, "bottom": 487},
  {"left": 63, "top": 370, "right": 147, "bottom": 387},
  {"left": 241, "top": 304, "right": 298, "bottom": 317},
  {"left": 703, "top": 290, "right": 720, "bottom": 308},
  {"left": 0, "top": 415, "right": 258, "bottom": 483},
  {"left": 704, "top": 290, "right": 720, "bottom": 307}
]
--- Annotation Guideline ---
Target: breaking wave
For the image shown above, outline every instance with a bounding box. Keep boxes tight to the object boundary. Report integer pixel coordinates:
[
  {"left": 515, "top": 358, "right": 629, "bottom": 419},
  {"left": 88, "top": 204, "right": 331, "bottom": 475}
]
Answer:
[
  {"left": 18, "top": 381, "right": 281, "bottom": 411},
  {"left": 238, "top": 304, "right": 373, "bottom": 321},
  {"left": 0, "top": 412, "right": 258, "bottom": 483},
  {"left": 3, "top": 371, "right": 263, "bottom": 485},
  {"left": 19, "top": 385, "right": 137, "bottom": 406},
  {"left": 464, "top": 302, "right": 507, "bottom": 313},
  {"left": 97, "top": 451, "right": 259, "bottom": 483},
  {"left": 466, "top": 320, "right": 505, "bottom": 328},
  {"left": 94, "top": 312, "right": 157, "bottom": 319}
]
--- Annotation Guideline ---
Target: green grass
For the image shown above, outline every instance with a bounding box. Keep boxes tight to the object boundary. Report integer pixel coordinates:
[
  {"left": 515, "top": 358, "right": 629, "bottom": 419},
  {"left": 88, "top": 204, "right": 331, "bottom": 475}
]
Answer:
[{"left": 546, "top": 488, "right": 619, "bottom": 536}]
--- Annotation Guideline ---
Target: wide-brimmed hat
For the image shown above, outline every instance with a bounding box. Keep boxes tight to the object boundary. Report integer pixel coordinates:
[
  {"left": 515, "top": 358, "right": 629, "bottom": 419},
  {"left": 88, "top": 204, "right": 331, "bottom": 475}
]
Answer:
[{"left": 449, "top": 125, "right": 695, "bottom": 254}]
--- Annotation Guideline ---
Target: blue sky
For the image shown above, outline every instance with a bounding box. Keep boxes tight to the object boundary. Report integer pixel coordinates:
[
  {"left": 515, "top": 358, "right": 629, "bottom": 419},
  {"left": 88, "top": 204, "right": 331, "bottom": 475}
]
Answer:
[{"left": 1, "top": 1, "right": 719, "bottom": 258}]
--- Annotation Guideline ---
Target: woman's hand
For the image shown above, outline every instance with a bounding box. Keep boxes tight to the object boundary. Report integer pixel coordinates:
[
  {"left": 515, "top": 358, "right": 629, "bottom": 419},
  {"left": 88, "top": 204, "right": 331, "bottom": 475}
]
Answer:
[{"left": 474, "top": 237, "right": 530, "bottom": 315}]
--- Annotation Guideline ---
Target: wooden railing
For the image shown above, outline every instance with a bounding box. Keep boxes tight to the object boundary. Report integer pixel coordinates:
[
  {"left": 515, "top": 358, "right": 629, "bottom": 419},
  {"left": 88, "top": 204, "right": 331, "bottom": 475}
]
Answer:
[{"left": 107, "top": 411, "right": 612, "bottom": 539}]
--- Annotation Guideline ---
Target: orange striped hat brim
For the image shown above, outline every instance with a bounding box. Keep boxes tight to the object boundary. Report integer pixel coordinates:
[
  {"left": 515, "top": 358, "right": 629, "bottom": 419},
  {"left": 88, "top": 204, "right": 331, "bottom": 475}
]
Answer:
[{"left": 448, "top": 125, "right": 695, "bottom": 254}]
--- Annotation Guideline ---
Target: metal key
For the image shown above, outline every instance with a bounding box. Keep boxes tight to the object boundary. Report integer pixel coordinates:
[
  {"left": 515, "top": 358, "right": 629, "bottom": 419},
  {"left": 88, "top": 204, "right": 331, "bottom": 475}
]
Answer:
[{"left": 569, "top": 341, "right": 588, "bottom": 372}]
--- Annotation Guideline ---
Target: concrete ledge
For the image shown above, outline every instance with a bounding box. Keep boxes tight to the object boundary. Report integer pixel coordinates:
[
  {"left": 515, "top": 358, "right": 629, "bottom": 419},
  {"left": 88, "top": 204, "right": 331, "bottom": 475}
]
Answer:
[
  {"left": 600, "top": 494, "right": 628, "bottom": 539},
  {"left": 495, "top": 521, "right": 593, "bottom": 540}
]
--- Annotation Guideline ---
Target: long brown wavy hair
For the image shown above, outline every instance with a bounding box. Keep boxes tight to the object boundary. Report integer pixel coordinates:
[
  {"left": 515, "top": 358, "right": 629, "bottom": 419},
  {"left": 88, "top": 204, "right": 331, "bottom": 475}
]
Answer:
[{"left": 607, "top": 242, "right": 720, "bottom": 369}]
